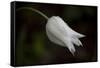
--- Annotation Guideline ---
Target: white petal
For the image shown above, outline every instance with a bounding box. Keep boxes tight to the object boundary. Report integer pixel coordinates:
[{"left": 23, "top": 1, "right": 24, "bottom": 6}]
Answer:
[
  {"left": 46, "top": 28, "right": 64, "bottom": 46},
  {"left": 71, "top": 37, "right": 82, "bottom": 46}
]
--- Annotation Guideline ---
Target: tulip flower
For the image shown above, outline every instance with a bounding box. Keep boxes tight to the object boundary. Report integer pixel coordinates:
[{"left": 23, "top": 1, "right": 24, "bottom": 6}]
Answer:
[
  {"left": 46, "top": 16, "right": 85, "bottom": 55},
  {"left": 17, "top": 7, "right": 85, "bottom": 55}
]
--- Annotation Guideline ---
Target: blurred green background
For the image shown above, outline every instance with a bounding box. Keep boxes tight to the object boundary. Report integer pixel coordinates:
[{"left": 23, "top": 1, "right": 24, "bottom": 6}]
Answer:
[{"left": 15, "top": 2, "right": 97, "bottom": 66}]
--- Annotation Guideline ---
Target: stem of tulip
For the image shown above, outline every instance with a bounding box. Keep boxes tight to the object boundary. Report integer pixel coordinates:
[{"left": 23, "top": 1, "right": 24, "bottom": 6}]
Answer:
[{"left": 16, "top": 7, "right": 49, "bottom": 20}]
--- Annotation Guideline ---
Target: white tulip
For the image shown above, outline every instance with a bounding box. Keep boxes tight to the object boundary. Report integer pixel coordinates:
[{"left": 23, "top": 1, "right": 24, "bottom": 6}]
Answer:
[{"left": 46, "top": 16, "right": 85, "bottom": 55}]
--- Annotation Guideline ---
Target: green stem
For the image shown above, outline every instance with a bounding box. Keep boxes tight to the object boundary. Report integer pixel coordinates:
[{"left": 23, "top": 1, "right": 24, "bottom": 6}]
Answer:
[{"left": 17, "top": 7, "right": 49, "bottom": 20}]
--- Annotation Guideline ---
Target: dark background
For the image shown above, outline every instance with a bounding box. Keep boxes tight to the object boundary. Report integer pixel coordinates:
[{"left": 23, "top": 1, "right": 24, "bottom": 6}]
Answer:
[{"left": 14, "top": 1, "right": 97, "bottom": 66}]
